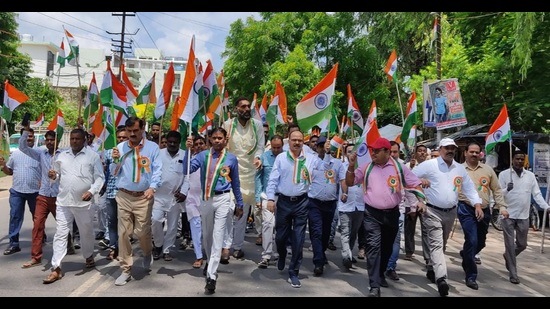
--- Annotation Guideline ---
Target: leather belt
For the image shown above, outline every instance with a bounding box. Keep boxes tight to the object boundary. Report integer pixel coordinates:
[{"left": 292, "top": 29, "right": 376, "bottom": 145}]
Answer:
[
  {"left": 118, "top": 188, "right": 145, "bottom": 197},
  {"left": 365, "top": 204, "right": 399, "bottom": 212},
  {"left": 276, "top": 193, "right": 308, "bottom": 202},
  {"left": 214, "top": 190, "right": 231, "bottom": 196},
  {"left": 426, "top": 203, "right": 456, "bottom": 212}
]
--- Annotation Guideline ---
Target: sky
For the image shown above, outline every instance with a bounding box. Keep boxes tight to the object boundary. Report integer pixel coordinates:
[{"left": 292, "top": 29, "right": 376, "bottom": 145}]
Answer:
[{"left": 15, "top": 12, "right": 260, "bottom": 72}]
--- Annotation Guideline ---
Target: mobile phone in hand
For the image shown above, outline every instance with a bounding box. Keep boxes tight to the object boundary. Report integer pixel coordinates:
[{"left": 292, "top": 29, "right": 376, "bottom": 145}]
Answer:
[{"left": 21, "top": 112, "right": 31, "bottom": 127}]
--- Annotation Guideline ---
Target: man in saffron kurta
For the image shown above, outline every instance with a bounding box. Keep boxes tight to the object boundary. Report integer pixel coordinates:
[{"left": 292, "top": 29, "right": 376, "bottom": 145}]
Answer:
[{"left": 221, "top": 97, "right": 264, "bottom": 260}]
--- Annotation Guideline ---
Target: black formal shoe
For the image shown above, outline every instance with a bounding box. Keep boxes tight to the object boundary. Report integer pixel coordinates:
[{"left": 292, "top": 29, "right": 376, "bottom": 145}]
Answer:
[
  {"left": 342, "top": 258, "right": 353, "bottom": 269},
  {"left": 203, "top": 263, "right": 208, "bottom": 276},
  {"left": 380, "top": 277, "right": 389, "bottom": 288},
  {"left": 426, "top": 269, "right": 436, "bottom": 283},
  {"left": 204, "top": 278, "right": 216, "bottom": 294},
  {"left": 313, "top": 265, "right": 324, "bottom": 276},
  {"left": 385, "top": 269, "right": 400, "bottom": 281},
  {"left": 368, "top": 287, "right": 380, "bottom": 297},
  {"left": 509, "top": 277, "right": 520, "bottom": 284},
  {"left": 466, "top": 278, "right": 479, "bottom": 290},
  {"left": 152, "top": 246, "right": 162, "bottom": 261},
  {"left": 95, "top": 231, "right": 105, "bottom": 240},
  {"left": 327, "top": 241, "right": 337, "bottom": 251},
  {"left": 3, "top": 246, "right": 21, "bottom": 255},
  {"left": 436, "top": 278, "right": 449, "bottom": 297},
  {"left": 277, "top": 256, "right": 285, "bottom": 271}
]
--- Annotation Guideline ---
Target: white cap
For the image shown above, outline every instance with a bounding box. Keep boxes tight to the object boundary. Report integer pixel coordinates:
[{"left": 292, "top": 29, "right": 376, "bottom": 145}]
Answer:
[{"left": 439, "top": 137, "right": 457, "bottom": 148}]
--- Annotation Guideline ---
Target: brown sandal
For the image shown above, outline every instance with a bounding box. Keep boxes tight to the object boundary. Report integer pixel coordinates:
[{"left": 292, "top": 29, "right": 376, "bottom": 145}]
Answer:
[
  {"left": 43, "top": 268, "right": 62, "bottom": 284},
  {"left": 192, "top": 258, "right": 204, "bottom": 268},
  {"left": 22, "top": 259, "right": 42, "bottom": 269}
]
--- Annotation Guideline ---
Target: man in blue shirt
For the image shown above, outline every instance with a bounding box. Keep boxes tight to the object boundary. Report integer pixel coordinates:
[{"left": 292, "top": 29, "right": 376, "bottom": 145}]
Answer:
[
  {"left": 183, "top": 127, "right": 244, "bottom": 295},
  {"left": 307, "top": 135, "right": 346, "bottom": 276}
]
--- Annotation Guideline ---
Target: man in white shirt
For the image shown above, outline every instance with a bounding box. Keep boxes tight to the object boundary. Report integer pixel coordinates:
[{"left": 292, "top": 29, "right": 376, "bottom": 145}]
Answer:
[
  {"left": 498, "top": 150, "right": 549, "bottom": 284},
  {"left": 412, "top": 138, "right": 482, "bottom": 297},
  {"left": 151, "top": 131, "right": 185, "bottom": 262},
  {"left": 42, "top": 128, "right": 105, "bottom": 284}
]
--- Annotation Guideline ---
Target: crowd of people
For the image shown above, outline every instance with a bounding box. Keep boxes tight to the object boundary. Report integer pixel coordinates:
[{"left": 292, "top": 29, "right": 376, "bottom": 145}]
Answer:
[{"left": 1, "top": 97, "right": 549, "bottom": 297}]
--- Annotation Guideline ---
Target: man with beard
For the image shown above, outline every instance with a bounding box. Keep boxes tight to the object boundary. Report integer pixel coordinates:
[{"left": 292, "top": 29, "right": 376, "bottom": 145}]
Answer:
[{"left": 221, "top": 97, "right": 264, "bottom": 262}]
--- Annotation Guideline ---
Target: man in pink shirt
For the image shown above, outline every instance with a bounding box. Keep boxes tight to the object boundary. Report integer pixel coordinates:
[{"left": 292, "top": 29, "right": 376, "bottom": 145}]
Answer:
[{"left": 345, "top": 137, "right": 426, "bottom": 297}]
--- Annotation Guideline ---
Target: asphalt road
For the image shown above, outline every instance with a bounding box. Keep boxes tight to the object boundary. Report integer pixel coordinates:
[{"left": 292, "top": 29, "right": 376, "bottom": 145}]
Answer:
[{"left": 0, "top": 175, "right": 549, "bottom": 299}]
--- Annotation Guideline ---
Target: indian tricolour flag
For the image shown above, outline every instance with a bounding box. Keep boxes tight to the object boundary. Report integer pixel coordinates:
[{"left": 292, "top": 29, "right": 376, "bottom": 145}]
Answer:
[
  {"left": 178, "top": 35, "right": 200, "bottom": 125},
  {"left": 346, "top": 84, "right": 364, "bottom": 136},
  {"left": 136, "top": 73, "right": 157, "bottom": 105},
  {"left": 384, "top": 49, "right": 397, "bottom": 81},
  {"left": 401, "top": 91, "right": 418, "bottom": 148},
  {"left": 57, "top": 39, "right": 66, "bottom": 69},
  {"left": 33, "top": 113, "right": 44, "bottom": 127},
  {"left": 100, "top": 61, "right": 128, "bottom": 115},
  {"left": 2, "top": 80, "right": 29, "bottom": 122},
  {"left": 485, "top": 104, "right": 511, "bottom": 154},
  {"left": 296, "top": 63, "right": 338, "bottom": 133},
  {"left": 259, "top": 93, "right": 268, "bottom": 124},
  {"left": 64, "top": 28, "right": 79, "bottom": 66},
  {"left": 47, "top": 109, "right": 65, "bottom": 140},
  {"left": 353, "top": 100, "right": 381, "bottom": 169},
  {"left": 154, "top": 63, "right": 175, "bottom": 120},
  {"left": 267, "top": 80, "right": 287, "bottom": 137},
  {"left": 84, "top": 72, "right": 100, "bottom": 126},
  {"left": 330, "top": 135, "right": 345, "bottom": 153}
]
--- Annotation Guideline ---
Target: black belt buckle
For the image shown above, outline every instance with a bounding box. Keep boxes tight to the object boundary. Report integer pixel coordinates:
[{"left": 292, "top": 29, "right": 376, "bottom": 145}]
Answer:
[
  {"left": 214, "top": 190, "right": 230, "bottom": 196},
  {"left": 290, "top": 196, "right": 299, "bottom": 202}
]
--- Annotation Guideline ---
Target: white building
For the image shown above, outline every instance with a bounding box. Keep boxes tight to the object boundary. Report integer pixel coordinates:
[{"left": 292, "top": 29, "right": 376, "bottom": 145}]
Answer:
[{"left": 18, "top": 34, "right": 186, "bottom": 104}]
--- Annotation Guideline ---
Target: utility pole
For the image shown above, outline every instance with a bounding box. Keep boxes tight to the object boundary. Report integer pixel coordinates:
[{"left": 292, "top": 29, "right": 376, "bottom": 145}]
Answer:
[{"left": 107, "top": 12, "right": 139, "bottom": 80}]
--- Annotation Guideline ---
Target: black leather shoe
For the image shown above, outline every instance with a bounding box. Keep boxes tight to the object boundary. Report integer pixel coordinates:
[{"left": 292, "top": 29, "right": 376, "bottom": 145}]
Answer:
[
  {"left": 368, "top": 287, "right": 380, "bottom": 297},
  {"left": 436, "top": 278, "right": 449, "bottom": 297},
  {"left": 466, "top": 278, "right": 479, "bottom": 290},
  {"left": 380, "top": 277, "right": 389, "bottom": 288},
  {"left": 426, "top": 269, "right": 436, "bottom": 283},
  {"left": 3, "top": 246, "right": 21, "bottom": 255},
  {"left": 204, "top": 278, "right": 216, "bottom": 294},
  {"left": 313, "top": 265, "right": 324, "bottom": 276},
  {"left": 342, "top": 258, "right": 352, "bottom": 269},
  {"left": 153, "top": 246, "right": 162, "bottom": 261}
]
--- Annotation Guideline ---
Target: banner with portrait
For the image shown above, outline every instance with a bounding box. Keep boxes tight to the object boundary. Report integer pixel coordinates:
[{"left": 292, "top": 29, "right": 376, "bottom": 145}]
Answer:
[{"left": 423, "top": 78, "right": 468, "bottom": 130}]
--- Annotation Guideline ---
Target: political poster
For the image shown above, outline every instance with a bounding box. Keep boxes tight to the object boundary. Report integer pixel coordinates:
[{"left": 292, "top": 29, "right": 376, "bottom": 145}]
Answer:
[{"left": 423, "top": 78, "right": 468, "bottom": 130}]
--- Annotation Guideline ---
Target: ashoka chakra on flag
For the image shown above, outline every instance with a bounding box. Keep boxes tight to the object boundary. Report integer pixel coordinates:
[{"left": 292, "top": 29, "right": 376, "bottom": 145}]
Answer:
[{"left": 314, "top": 93, "right": 329, "bottom": 110}]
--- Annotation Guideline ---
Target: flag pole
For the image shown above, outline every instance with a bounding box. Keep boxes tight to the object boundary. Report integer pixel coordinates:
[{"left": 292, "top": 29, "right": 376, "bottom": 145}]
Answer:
[
  {"left": 509, "top": 130, "right": 513, "bottom": 184},
  {"left": 63, "top": 26, "right": 83, "bottom": 119},
  {"left": 394, "top": 79, "right": 405, "bottom": 125}
]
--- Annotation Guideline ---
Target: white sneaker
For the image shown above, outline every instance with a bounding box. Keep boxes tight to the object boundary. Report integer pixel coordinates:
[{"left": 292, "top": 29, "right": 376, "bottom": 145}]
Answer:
[{"left": 115, "top": 272, "right": 132, "bottom": 286}]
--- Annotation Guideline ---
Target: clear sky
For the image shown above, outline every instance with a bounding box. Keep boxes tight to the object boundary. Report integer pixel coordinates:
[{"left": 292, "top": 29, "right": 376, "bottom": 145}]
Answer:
[{"left": 16, "top": 12, "right": 260, "bottom": 72}]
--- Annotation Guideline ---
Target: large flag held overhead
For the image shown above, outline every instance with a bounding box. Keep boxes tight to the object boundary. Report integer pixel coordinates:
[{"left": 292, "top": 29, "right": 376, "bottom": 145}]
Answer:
[
  {"left": 155, "top": 63, "right": 175, "bottom": 120},
  {"left": 353, "top": 100, "right": 381, "bottom": 169},
  {"left": 296, "top": 63, "right": 339, "bottom": 133},
  {"left": 401, "top": 91, "right": 418, "bottom": 149},
  {"left": 384, "top": 49, "right": 398, "bottom": 81},
  {"left": 485, "top": 104, "right": 511, "bottom": 154},
  {"left": 100, "top": 61, "right": 128, "bottom": 115},
  {"left": 346, "top": 84, "right": 364, "bottom": 137},
  {"left": 201, "top": 59, "right": 221, "bottom": 129},
  {"left": 57, "top": 39, "right": 66, "bottom": 68},
  {"left": 2, "top": 80, "right": 29, "bottom": 122},
  {"left": 47, "top": 109, "right": 65, "bottom": 141},
  {"left": 64, "top": 28, "right": 79, "bottom": 66},
  {"left": 177, "top": 35, "right": 200, "bottom": 125}
]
